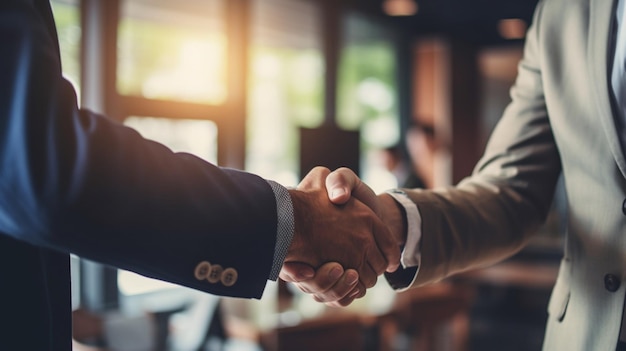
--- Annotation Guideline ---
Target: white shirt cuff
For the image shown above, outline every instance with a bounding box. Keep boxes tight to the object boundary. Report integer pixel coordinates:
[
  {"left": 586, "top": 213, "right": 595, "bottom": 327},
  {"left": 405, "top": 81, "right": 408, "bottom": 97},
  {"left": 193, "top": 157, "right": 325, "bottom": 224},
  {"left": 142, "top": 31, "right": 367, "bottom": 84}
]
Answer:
[{"left": 385, "top": 189, "right": 422, "bottom": 269}]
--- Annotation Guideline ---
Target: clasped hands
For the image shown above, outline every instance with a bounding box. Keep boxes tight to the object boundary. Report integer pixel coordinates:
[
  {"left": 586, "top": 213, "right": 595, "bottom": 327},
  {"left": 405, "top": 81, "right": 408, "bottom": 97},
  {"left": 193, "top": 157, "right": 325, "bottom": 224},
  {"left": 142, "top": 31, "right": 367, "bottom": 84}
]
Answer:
[{"left": 282, "top": 167, "right": 407, "bottom": 307}]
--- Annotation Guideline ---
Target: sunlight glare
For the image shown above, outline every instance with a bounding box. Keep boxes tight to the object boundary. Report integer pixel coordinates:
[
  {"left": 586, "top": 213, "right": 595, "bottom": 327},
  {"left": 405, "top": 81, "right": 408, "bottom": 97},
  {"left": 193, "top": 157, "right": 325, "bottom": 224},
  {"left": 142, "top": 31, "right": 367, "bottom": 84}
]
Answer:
[{"left": 142, "top": 37, "right": 227, "bottom": 104}]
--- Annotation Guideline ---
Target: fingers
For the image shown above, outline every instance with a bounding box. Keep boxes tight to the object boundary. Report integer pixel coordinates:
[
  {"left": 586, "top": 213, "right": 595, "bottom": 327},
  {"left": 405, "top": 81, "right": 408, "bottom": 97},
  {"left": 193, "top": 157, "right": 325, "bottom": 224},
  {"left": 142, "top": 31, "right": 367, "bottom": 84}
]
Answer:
[
  {"left": 324, "top": 284, "right": 365, "bottom": 308},
  {"left": 280, "top": 261, "right": 315, "bottom": 283},
  {"left": 362, "top": 244, "right": 387, "bottom": 287},
  {"left": 290, "top": 263, "right": 361, "bottom": 303},
  {"left": 287, "top": 168, "right": 399, "bottom": 303},
  {"left": 370, "top": 207, "right": 402, "bottom": 273},
  {"left": 326, "top": 168, "right": 402, "bottom": 273},
  {"left": 298, "top": 166, "right": 331, "bottom": 191},
  {"left": 326, "top": 167, "right": 381, "bottom": 216},
  {"left": 378, "top": 194, "right": 407, "bottom": 272}
]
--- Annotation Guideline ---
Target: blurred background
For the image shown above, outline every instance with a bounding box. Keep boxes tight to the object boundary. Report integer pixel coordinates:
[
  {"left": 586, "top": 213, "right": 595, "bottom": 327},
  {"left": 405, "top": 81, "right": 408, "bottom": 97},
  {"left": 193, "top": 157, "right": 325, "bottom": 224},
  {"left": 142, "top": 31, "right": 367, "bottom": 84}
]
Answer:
[{"left": 52, "top": 0, "right": 565, "bottom": 350}]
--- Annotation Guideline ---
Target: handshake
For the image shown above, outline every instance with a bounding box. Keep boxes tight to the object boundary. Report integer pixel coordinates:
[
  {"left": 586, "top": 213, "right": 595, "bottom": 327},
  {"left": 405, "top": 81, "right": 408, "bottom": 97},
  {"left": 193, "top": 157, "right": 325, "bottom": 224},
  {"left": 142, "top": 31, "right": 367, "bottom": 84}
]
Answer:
[{"left": 280, "top": 167, "right": 408, "bottom": 307}]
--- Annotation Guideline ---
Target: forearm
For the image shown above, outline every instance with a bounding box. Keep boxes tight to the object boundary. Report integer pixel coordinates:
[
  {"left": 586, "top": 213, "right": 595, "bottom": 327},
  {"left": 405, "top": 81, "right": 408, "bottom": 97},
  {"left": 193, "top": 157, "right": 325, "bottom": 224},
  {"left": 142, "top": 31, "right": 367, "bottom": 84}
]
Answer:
[
  {"left": 0, "top": 5, "right": 279, "bottom": 298},
  {"left": 404, "top": 183, "right": 539, "bottom": 286}
]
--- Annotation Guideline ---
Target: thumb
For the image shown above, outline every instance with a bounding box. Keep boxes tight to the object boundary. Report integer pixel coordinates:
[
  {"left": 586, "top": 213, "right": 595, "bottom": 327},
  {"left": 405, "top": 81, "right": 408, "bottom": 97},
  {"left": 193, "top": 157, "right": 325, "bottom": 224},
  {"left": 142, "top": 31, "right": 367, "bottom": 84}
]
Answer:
[
  {"left": 325, "top": 167, "right": 355, "bottom": 205},
  {"left": 326, "top": 167, "right": 381, "bottom": 216},
  {"left": 298, "top": 166, "right": 331, "bottom": 191}
]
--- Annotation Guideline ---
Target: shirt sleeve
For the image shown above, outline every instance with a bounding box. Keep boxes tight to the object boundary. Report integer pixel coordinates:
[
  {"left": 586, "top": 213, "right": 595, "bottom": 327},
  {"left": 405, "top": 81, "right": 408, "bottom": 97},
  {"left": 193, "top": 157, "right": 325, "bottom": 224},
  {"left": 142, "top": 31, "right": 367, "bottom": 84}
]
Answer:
[
  {"left": 384, "top": 189, "right": 421, "bottom": 291},
  {"left": 266, "top": 180, "right": 295, "bottom": 281}
]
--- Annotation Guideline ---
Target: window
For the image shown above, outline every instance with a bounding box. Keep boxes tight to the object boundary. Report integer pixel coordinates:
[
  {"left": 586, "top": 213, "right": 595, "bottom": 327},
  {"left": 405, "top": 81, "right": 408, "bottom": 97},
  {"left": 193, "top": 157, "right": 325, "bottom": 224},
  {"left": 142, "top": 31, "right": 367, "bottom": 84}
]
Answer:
[
  {"left": 118, "top": 0, "right": 228, "bottom": 104},
  {"left": 51, "top": 0, "right": 403, "bottom": 318},
  {"left": 246, "top": 0, "right": 324, "bottom": 186},
  {"left": 116, "top": 0, "right": 228, "bottom": 297},
  {"left": 337, "top": 14, "right": 401, "bottom": 192}
]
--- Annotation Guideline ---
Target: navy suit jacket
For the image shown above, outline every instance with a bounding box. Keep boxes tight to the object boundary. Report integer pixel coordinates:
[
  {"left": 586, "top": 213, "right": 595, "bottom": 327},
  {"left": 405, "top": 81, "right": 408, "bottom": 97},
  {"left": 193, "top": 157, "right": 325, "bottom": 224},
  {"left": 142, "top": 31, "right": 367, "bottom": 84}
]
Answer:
[{"left": 0, "top": 1, "right": 279, "bottom": 349}]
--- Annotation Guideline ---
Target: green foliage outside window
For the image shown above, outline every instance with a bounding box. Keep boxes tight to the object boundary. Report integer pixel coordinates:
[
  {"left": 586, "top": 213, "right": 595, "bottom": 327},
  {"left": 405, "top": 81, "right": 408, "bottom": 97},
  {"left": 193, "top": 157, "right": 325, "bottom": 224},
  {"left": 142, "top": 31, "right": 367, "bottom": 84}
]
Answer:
[{"left": 338, "top": 15, "right": 399, "bottom": 150}]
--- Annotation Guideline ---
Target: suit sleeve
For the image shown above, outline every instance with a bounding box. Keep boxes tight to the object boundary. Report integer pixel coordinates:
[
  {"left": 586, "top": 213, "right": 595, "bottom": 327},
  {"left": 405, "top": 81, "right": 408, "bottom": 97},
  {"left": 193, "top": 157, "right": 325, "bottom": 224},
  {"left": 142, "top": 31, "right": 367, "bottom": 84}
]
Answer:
[
  {"left": 386, "top": 0, "right": 562, "bottom": 289},
  {"left": 0, "top": 0, "right": 277, "bottom": 299}
]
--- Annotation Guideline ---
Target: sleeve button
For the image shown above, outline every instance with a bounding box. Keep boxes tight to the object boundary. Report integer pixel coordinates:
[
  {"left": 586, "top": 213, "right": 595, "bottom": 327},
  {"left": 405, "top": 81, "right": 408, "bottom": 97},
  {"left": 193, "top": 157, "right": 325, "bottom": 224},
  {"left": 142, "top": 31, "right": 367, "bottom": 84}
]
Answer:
[
  {"left": 221, "top": 268, "right": 238, "bottom": 287},
  {"left": 194, "top": 261, "right": 211, "bottom": 281},
  {"left": 207, "top": 264, "right": 224, "bottom": 283}
]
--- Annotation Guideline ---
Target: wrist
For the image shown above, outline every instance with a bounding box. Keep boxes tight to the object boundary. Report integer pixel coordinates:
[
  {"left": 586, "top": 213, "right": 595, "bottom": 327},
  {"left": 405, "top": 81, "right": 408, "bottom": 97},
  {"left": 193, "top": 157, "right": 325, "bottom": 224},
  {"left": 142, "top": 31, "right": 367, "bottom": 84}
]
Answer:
[
  {"left": 286, "top": 189, "right": 311, "bottom": 262},
  {"left": 378, "top": 193, "right": 407, "bottom": 248}
]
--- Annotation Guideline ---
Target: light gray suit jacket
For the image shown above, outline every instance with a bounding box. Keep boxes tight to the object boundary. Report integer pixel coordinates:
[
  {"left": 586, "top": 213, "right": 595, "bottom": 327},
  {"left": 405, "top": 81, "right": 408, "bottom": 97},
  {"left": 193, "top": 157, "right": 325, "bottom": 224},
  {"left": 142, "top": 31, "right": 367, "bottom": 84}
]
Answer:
[{"left": 393, "top": 0, "right": 626, "bottom": 349}]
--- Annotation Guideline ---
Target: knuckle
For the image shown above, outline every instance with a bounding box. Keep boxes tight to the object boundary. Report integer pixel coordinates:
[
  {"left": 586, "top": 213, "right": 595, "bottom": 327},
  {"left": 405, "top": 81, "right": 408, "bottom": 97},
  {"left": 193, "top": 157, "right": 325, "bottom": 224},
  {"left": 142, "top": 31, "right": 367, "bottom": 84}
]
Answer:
[{"left": 363, "top": 277, "right": 376, "bottom": 289}]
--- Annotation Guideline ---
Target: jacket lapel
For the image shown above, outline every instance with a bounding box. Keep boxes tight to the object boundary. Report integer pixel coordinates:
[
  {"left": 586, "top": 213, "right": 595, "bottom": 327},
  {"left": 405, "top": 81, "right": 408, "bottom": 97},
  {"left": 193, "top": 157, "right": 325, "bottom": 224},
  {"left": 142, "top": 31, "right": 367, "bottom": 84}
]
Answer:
[{"left": 589, "top": 0, "right": 626, "bottom": 176}]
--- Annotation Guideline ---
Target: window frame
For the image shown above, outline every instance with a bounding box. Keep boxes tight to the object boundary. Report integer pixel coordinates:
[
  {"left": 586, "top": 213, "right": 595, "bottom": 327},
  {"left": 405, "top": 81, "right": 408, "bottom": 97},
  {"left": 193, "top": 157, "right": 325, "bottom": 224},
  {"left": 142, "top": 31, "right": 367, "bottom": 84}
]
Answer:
[
  {"left": 83, "top": 0, "right": 250, "bottom": 170},
  {"left": 77, "top": 0, "right": 252, "bottom": 310}
]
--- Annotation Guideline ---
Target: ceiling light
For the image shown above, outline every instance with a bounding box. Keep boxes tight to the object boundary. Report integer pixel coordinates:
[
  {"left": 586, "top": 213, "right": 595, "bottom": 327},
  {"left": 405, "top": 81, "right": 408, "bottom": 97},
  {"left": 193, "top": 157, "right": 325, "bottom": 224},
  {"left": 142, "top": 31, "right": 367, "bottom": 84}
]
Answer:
[
  {"left": 498, "top": 18, "right": 528, "bottom": 40},
  {"left": 383, "top": 0, "right": 418, "bottom": 16}
]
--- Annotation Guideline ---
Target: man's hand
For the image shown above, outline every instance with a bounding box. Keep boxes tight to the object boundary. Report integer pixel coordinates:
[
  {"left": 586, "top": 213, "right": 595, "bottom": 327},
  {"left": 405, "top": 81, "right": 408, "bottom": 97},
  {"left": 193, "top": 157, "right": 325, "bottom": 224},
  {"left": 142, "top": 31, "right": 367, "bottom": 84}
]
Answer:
[
  {"left": 283, "top": 167, "right": 401, "bottom": 290},
  {"left": 282, "top": 167, "right": 407, "bottom": 306},
  {"left": 280, "top": 261, "right": 363, "bottom": 307},
  {"left": 326, "top": 168, "right": 407, "bottom": 251}
]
